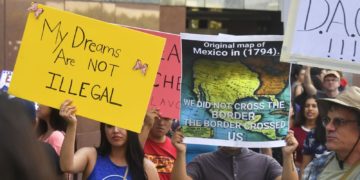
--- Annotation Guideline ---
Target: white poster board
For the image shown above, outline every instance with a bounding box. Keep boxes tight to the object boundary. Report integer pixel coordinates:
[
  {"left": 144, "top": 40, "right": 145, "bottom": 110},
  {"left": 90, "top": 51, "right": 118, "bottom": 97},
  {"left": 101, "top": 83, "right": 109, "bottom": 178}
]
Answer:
[{"left": 281, "top": 0, "right": 360, "bottom": 74}]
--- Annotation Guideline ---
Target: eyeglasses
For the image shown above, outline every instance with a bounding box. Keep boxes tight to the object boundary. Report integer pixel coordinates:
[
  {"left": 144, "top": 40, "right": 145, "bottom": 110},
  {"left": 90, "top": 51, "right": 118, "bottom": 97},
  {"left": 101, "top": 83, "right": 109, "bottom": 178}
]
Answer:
[{"left": 322, "top": 117, "right": 358, "bottom": 128}]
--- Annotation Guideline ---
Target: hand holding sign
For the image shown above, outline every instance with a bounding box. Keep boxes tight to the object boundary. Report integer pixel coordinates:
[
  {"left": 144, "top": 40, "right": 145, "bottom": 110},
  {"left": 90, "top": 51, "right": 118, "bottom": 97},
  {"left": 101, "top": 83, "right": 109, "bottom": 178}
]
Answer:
[{"left": 59, "top": 99, "right": 77, "bottom": 126}]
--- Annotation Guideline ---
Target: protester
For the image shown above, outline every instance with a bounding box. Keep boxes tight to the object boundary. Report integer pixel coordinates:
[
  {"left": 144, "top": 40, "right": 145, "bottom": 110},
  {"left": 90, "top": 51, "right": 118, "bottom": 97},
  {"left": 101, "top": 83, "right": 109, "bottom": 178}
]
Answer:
[
  {"left": 37, "top": 104, "right": 67, "bottom": 155},
  {"left": 304, "top": 66, "right": 340, "bottom": 99},
  {"left": 171, "top": 129, "right": 299, "bottom": 180},
  {"left": 291, "top": 95, "right": 319, "bottom": 170},
  {"left": 0, "top": 93, "right": 58, "bottom": 179},
  {"left": 142, "top": 113, "right": 177, "bottom": 180},
  {"left": 185, "top": 144, "right": 217, "bottom": 164},
  {"left": 59, "top": 100, "right": 159, "bottom": 180},
  {"left": 302, "top": 86, "right": 360, "bottom": 179},
  {"left": 301, "top": 117, "right": 327, "bottom": 175},
  {"left": 310, "top": 67, "right": 327, "bottom": 91}
]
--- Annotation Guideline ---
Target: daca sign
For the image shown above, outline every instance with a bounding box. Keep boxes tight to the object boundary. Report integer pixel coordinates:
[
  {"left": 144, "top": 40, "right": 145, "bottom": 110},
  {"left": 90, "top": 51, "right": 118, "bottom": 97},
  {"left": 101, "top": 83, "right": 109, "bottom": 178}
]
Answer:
[{"left": 281, "top": 0, "right": 360, "bottom": 73}]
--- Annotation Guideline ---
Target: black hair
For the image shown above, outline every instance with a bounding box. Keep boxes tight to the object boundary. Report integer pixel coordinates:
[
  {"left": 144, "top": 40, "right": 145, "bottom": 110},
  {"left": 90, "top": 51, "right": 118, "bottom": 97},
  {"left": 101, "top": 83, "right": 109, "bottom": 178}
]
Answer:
[
  {"left": 0, "top": 93, "right": 58, "bottom": 179},
  {"left": 310, "top": 67, "right": 324, "bottom": 76},
  {"left": 310, "top": 67, "right": 325, "bottom": 90},
  {"left": 37, "top": 108, "right": 67, "bottom": 137},
  {"left": 290, "top": 64, "right": 304, "bottom": 83},
  {"left": 314, "top": 115, "right": 326, "bottom": 145},
  {"left": 97, "top": 123, "right": 147, "bottom": 180},
  {"left": 295, "top": 95, "right": 319, "bottom": 127},
  {"left": 9, "top": 97, "right": 36, "bottom": 123}
]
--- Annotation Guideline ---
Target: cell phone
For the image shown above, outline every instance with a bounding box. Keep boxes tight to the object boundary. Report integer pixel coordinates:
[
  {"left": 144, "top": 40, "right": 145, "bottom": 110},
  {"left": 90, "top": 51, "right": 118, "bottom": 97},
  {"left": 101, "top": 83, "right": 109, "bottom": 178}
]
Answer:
[{"left": 171, "top": 119, "right": 180, "bottom": 131}]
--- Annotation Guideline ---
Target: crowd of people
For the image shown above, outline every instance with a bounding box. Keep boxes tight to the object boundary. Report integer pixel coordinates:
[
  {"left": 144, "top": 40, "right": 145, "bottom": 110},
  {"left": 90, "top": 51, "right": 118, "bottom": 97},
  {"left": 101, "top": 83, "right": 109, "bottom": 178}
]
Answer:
[
  {"left": 0, "top": 65, "right": 360, "bottom": 180},
  {"left": 289, "top": 65, "right": 360, "bottom": 179}
]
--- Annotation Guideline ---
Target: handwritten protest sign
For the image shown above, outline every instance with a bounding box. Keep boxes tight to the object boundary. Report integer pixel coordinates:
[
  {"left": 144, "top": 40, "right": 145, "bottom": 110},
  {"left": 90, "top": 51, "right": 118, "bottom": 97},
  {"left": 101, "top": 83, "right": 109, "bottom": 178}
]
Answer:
[
  {"left": 127, "top": 26, "right": 181, "bottom": 119},
  {"left": 0, "top": 70, "right": 12, "bottom": 92},
  {"left": 281, "top": 0, "right": 360, "bottom": 73},
  {"left": 181, "top": 33, "right": 290, "bottom": 147},
  {"left": 9, "top": 4, "right": 165, "bottom": 132}
]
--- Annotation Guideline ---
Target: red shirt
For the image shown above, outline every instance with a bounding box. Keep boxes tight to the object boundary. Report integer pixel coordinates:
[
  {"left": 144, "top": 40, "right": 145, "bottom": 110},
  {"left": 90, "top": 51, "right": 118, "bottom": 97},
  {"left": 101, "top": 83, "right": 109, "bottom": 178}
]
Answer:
[
  {"left": 144, "top": 137, "right": 177, "bottom": 180},
  {"left": 291, "top": 126, "right": 311, "bottom": 164}
]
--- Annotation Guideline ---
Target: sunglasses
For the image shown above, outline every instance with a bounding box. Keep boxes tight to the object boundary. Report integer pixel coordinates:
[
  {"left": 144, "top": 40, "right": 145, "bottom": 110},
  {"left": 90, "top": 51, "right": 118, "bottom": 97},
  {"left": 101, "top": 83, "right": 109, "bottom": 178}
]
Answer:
[{"left": 322, "top": 117, "right": 358, "bottom": 128}]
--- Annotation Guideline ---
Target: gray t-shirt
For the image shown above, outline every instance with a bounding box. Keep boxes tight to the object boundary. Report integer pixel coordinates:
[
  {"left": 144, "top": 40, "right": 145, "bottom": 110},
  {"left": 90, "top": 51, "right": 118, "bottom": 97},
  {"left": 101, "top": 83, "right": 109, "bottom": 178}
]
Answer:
[
  {"left": 316, "top": 91, "right": 330, "bottom": 99},
  {"left": 187, "top": 148, "right": 282, "bottom": 180}
]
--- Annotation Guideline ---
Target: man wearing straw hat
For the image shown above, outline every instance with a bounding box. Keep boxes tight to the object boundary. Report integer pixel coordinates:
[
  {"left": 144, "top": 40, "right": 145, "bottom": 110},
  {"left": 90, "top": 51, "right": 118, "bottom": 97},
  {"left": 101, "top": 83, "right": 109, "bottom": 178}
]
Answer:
[{"left": 302, "top": 86, "right": 360, "bottom": 180}]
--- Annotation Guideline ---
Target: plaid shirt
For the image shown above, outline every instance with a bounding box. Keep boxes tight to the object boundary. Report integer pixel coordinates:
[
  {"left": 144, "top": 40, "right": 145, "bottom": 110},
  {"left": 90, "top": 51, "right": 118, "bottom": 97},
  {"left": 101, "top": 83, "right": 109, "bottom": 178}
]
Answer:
[{"left": 302, "top": 152, "right": 334, "bottom": 180}]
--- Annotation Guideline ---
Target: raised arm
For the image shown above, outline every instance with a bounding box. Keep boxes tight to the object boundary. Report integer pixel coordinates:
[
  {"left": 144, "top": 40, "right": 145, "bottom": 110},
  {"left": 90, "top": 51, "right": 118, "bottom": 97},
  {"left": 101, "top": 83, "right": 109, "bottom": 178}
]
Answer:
[
  {"left": 301, "top": 154, "right": 313, "bottom": 177},
  {"left": 277, "top": 130, "right": 299, "bottom": 180},
  {"left": 139, "top": 108, "right": 160, "bottom": 148},
  {"left": 294, "top": 84, "right": 304, "bottom": 98},
  {"left": 59, "top": 100, "right": 94, "bottom": 175},
  {"left": 171, "top": 130, "right": 193, "bottom": 180},
  {"left": 303, "top": 66, "right": 317, "bottom": 96}
]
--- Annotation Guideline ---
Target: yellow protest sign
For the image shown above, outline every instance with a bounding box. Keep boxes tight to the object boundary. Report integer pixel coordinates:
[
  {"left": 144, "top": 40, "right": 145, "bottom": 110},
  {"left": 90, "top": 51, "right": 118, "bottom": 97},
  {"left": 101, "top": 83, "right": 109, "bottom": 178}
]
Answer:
[{"left": 9, "top": 4, "right": 165, "bottom": 133}]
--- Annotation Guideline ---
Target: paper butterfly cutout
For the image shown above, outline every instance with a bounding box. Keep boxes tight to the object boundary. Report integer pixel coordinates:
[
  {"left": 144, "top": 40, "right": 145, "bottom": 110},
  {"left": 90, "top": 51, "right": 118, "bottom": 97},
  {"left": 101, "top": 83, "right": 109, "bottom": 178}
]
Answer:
[
  {"left": 27, "top": 2, "right": 44, "bottom": 19},
  {"left": 133, "top": 59, "right": 148, "bottom": 75}
]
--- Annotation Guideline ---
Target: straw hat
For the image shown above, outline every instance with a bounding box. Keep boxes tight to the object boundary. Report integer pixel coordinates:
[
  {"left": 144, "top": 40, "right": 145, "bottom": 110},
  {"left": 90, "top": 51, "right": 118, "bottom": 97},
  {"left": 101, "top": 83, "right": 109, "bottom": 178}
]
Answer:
[{"left": 318, "top": 86, "right": 360, "bottom": 117}]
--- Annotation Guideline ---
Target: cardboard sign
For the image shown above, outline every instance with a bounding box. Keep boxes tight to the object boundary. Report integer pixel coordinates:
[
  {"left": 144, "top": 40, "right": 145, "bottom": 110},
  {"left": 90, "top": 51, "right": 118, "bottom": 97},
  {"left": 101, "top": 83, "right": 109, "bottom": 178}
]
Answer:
[
  {"left": 127, "top": 26, "right": 181, "bottom": 119},
  {"left": 281, "top": 0, "right": 360, "bottom": 73},
  {"left": 9, "top": 4, "right": 165, "bottom": 132}
]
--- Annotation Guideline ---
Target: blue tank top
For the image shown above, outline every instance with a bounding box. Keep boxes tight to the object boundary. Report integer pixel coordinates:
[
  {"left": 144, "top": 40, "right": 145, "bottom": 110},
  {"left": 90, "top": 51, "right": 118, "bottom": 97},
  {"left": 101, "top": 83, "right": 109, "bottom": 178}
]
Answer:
[{"left": 88, "top": 154, "right": 132, "bottom": 180}]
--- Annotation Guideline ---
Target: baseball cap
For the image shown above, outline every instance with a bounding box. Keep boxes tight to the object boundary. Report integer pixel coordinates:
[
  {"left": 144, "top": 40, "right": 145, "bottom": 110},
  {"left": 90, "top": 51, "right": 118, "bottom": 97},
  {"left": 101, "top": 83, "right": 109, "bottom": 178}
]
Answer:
[
  {"left": 318, "top": 86, "right": 360, "bottom": 114},
  {"left": 323, "top": 70, "right": 340, "bottom": 80}
]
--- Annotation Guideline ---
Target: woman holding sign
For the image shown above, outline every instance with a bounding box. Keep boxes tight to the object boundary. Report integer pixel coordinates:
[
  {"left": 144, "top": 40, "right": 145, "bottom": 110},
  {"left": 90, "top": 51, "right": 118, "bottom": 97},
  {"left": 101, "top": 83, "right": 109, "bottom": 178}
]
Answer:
[{"left": 59, "top": 100, "right": 159, "bottom": 180}]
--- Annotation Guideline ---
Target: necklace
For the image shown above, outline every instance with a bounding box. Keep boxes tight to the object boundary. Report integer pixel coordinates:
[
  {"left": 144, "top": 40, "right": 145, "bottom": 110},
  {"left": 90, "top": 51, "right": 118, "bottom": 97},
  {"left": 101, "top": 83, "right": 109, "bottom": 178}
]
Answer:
[{"left": 123, "top": 166, "right": 128, "bottom": 180}]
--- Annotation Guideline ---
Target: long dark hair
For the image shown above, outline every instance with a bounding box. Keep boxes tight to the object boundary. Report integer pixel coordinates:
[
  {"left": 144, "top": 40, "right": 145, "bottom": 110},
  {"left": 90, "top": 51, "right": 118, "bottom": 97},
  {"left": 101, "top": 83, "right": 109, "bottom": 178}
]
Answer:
[
  {"left": 314, "top": 115, "right": 326, "bottom": 144},
  {"left": 295, "top": 95, "right": 319, "bottom": 127},
  {"left": 291, "top": 64, "right": 304, "bottom": 83},
  {"left": 97, "top": 123, "right": 147, "bottom": 180},
  {"left": 37, "top": 108, "right": 67, "bottom": 136}
]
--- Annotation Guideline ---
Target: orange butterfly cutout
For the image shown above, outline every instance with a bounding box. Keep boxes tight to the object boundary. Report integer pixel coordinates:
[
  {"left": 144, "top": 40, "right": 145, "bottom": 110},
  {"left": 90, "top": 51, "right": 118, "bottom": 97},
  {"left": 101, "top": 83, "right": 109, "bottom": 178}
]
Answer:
[
  {"left": 27, "top": 2, "right": 44, "bottom": 19},
  {"left": 133, "top": 59, "right": 148, "bottom": 75}
]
